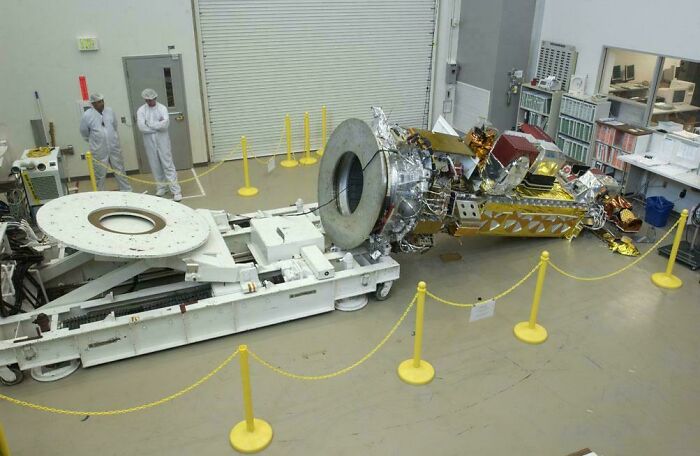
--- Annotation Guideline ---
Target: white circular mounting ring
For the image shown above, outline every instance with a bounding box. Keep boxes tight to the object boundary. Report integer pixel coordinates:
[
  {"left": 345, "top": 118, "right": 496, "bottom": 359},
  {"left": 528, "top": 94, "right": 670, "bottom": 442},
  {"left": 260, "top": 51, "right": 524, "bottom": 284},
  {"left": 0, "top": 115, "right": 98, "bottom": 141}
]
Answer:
[{"left": 37, "top": 192, "right": 210, "bottom": 259}]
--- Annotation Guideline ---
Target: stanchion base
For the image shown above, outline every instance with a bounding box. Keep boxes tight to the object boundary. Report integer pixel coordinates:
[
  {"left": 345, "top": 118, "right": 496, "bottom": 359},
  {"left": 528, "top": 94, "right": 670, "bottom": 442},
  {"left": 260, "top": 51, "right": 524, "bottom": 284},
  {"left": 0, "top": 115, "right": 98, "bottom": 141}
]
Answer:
[
  {"left": 230, "top": 419, "right": 273, "bottom": 454},
  {"left": 238, "top": 187, "right": 259, "bottom": 197},
  {"left": 651, "top": 272, "right": 683, "bottom": 289},
  {"left": 316, "top": 148, "right": 324, "bottom": 157},
  {"left": 397, "top": 359, "right": 435, "bottom": 385},
  {"left": 280, "top": 159, "right": 299, "bottom": 168},
  {"left": 513, "top": 321, "right": 548, "bottom": 345},
  {"left": 299, "top": 156, "right": 318, "bottom": 166}
]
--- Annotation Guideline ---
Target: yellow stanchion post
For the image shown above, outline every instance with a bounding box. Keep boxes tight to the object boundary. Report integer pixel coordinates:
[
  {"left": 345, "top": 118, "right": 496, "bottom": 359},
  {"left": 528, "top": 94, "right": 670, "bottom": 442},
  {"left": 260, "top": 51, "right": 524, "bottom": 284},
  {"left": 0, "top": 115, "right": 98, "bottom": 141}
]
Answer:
[
  {"left": 85, "top": 151, "right": 98, "bottom": 192},
  {"left": 0, "top": 421, "right": 11, "bottom": 456},
  {"left": 397, "top": 281, "right": 435, "bottom": 385},
  {"left": 316, "top": 105, "right": 327, "bottom": 157},
  {"left": 237, "top": 136, "right": 259, "bottom": 197},
  {"left": 513, "top": 251, "right": 549, "bottom": 345},
  {"left": 280, "top": 114, "right": 298, "bottom": 168},
  {"left": 299, "top": 112, "right": 317, "bottom": 166},
  {"left": 651, "top": 209, "right": 689, "bottom": 289},
  {"left": 230, "top": 345, "right": 273, "bottom": 453}
]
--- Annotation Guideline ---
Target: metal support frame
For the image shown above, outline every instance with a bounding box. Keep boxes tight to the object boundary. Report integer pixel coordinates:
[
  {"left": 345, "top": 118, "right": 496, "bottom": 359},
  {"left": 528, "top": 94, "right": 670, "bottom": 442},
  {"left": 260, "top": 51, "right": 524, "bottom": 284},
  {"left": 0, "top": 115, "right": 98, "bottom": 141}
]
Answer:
[{"left": 0, "top": 205, "right": 400, "bottom": 375}]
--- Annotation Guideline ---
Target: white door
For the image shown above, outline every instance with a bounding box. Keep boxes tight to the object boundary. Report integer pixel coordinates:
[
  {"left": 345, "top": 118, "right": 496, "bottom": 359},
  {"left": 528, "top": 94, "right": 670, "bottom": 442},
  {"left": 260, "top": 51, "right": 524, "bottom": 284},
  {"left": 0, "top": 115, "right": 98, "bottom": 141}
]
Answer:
[
  {"left": 124, "top": 55, "right": 193, "bottom": 171},
  {"left": 196, "top": 0, "right": 437, "bottom": 161}
]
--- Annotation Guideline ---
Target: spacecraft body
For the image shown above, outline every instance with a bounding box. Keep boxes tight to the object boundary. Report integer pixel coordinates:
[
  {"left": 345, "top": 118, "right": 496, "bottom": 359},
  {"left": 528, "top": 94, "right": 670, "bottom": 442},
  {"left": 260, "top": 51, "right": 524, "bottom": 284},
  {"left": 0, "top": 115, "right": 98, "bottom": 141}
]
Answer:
[{"left": 318, "top": 109, "right": 613, "bottom": 256}]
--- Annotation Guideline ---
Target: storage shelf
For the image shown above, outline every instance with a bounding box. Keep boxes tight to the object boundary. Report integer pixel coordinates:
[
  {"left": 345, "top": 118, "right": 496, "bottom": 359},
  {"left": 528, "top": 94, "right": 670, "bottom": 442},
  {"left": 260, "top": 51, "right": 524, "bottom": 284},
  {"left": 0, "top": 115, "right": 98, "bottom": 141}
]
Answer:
[
  {"left": 560, "top": 113, "right": 592, "bottom": 124},
  {"left": 557, "top": 131, "right": 590, "bottom": 145},
  {"left": 517, "top": 84, "right": 562, "bottom": 139},
  {"left": 556, "top": 95, "right": 611, "bottom": 165},
  {"left": 520, "top": 106, "right": 550, "bottom": 116},
  {"left": 593, "top": 159, "right": 626, "bottom": 172}
]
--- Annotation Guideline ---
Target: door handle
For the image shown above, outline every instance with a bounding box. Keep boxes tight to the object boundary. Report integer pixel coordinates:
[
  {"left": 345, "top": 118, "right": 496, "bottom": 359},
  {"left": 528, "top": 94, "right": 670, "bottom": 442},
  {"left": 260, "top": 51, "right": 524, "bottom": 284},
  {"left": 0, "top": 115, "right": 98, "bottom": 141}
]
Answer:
[
  {"left": 168, "top": 112, "right": 183, "bottom": 116},
  {"left": 168, "top": 112, "right": 185, "bottom": 121}
]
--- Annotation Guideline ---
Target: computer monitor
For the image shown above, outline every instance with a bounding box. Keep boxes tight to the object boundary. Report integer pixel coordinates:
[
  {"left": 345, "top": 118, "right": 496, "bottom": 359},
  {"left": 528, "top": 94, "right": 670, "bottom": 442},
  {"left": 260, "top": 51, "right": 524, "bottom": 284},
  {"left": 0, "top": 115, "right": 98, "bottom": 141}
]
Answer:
[
  {"left": 624, "top": 64, "right": 635, "bottom": 81},
  {"left": 657, "top": 87, "right": 690, "bottom": 105},
  {"left": 672, "top": 89, "right": 686, "bottom": 103},
  {"left": 662, "top": 65, "right": 678, "bottom": 83},
  {"left": 612, "top": 65, "right": 623, "bottom": 82}
]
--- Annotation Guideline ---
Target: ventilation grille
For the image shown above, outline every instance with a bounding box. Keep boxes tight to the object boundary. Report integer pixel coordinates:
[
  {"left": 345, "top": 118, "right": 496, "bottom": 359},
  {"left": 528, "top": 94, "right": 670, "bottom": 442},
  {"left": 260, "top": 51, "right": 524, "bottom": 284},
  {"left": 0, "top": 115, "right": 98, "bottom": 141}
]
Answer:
[
  {"left": 29, "top": 174, "right": 60, "bottom": 200},
  {"left": 536, "top": 41, "right": 578, "bottom": 91}
]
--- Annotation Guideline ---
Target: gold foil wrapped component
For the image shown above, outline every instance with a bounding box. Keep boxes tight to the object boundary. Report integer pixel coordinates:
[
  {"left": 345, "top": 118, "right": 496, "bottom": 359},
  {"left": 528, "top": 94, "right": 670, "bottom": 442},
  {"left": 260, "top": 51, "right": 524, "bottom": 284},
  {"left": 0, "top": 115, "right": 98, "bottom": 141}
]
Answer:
[
  {"left": 597, "top": 231, "right": 640, "bottom": 256},
  {"left": 515, "top": 182, "right": 575, "bottom": 201},
  {"left": 413, "top": 219, "right": 444, "bottom": 235},
  {"left": 410, "top": 129, "right": 475, "bottom": 157},
  {"left": 533, "top": 160, "right": 559, "bottom": 176},
  {"left": 604, "top": 195, "right": 642, "bottom": 232},
  {"left": 466, "top": 127, "right": 497, "bottom": 165},
  {"left": 476, "top": 206, "right": 583, "bottom": 238},
  {"left": 620, "top": 209, "right": 636, "bottom": 224},
  {"left": 565, "top": 223, "right": 583, "bottom": 240},
  {"left": 480, "top": 178, "right": 496, "bottom": 193}
]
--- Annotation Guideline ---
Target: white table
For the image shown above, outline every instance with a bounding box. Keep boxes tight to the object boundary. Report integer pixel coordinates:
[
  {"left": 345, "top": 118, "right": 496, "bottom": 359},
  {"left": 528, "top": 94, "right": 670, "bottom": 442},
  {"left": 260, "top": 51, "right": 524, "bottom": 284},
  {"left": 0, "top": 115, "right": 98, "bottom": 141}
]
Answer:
[
  {"left": 652, "top": 103, "right": 700, "bottom": 116},
  {"left": 619, "top": 154, "right": 700, "bottom": 190}
]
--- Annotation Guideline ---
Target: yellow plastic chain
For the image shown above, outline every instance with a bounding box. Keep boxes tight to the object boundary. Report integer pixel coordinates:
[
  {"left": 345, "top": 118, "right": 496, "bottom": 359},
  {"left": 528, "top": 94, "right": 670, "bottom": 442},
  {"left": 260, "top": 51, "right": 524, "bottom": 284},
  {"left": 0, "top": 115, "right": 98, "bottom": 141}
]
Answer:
[
  {"left": 91, "top": 123, "right": 291, "bottom": 186},
  {"left": 248, "top": 126, "right": 286, "bottom": 165},
  {"left": 549, "top": 219, "right": 680, "bottom": 281},
  {"left": 0, "top": 349, "right": 239, "bottom": 416},
  {"left": 249, "top": 295, "right": 417, "bottom": 381},
  {"left": 91, "top": 147, "right": 236, "bottom": 186},
  {"left": 427, "top": 262, "right": 540, "bottom": 308}
]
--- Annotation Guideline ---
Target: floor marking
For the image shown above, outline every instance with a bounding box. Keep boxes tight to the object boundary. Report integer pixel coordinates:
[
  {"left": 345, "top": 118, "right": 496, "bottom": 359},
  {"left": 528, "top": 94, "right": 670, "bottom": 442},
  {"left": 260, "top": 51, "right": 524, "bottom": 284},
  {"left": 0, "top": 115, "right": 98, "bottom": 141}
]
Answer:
[{"left": 191, "top": 167, "right": 206, "bottom": 197}]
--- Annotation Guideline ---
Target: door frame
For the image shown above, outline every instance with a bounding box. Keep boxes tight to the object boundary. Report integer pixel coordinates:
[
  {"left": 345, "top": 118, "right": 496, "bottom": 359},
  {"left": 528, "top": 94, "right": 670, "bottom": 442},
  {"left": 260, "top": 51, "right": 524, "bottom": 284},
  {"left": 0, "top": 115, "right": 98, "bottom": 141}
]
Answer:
[{"left": 122, "top": 53, "right": 192, "bottom": 172}]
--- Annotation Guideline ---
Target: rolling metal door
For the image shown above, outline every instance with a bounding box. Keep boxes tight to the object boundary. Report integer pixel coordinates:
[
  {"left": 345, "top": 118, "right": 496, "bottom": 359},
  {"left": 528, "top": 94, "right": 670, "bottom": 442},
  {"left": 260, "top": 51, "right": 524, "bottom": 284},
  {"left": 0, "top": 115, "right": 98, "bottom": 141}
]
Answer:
[{"left": 197, "top": 0, "right": 436, "bottom": 160}]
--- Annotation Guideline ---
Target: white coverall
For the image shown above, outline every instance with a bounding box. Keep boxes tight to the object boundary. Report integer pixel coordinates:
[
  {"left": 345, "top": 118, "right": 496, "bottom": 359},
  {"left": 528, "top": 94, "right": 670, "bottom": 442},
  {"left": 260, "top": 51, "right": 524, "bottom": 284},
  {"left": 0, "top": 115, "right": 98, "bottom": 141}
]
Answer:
[
  {"left": 79, "top": 107, "right": 132, "bottom": 191},
  {"left": 136, "top": 102, "right": 181, "bottom": 196}
]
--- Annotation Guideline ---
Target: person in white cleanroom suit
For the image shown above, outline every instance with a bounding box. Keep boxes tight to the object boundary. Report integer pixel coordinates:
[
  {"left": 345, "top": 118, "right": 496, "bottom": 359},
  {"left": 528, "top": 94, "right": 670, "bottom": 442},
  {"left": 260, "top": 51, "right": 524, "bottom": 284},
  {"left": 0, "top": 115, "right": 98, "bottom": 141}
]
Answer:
[
  {"left": 79, "top": 93, "right": 132, "bottom": 192},
  {"left": 136, "top": 88, "right": 182, "bottom": 201}
]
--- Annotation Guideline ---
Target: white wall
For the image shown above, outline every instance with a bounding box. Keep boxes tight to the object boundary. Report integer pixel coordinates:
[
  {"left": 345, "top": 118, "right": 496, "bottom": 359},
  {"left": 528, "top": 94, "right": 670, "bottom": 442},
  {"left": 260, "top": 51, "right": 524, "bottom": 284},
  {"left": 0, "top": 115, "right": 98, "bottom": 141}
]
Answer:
[
  {"left": 431, "top": 0, "right": 462, "bottom": 127},
  {"left": 536, "top": 0, "right": 700, "bottom": 211},
  {"left": 536, "top": 0, "right": 700, "bottom": 95},
  {"left": 0, "top": 0, "right": 207, "bottom": 178},
  {"left": 453, "top": 82, "right": 490, "bottom": 132}
]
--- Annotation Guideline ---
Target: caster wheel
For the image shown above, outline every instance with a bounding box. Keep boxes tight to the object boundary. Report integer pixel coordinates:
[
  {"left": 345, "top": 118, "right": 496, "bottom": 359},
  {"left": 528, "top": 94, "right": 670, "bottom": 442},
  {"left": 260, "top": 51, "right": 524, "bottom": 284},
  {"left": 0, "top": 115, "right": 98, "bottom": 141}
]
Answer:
[
  {"left": 0, "top": 365, "right": 24, "bottom": 386},
  {"left": 375, "top": 281, "right": 393, "bottom": 301},
  {"left": 30, "top": 359, "right": 80, "bottom": 382}
]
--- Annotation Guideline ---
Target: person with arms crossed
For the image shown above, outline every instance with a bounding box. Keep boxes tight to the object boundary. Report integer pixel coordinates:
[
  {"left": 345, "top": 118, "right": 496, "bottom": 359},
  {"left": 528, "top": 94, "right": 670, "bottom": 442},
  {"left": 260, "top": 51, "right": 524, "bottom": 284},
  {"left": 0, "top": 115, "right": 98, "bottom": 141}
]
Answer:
[{"left": 136, "top": 88, "right": 182, "bottom": 201}]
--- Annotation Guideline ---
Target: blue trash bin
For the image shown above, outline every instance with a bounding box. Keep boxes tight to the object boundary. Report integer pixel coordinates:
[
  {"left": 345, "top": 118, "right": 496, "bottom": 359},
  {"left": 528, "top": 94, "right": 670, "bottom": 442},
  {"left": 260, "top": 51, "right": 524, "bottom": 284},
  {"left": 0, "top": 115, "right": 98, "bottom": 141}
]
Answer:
[{"left": 645, "top": 196, "right": 674, "bottom": 227}]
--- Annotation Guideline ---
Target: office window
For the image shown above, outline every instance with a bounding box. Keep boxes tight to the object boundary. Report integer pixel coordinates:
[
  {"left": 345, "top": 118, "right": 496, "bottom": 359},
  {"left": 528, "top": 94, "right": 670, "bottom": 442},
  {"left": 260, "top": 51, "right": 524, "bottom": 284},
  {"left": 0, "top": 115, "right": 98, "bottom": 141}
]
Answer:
[
  {"left": 598, "top": 48, "right": 659, "bottom": 126},
  {"left": 650, "top": 59, "right": 699, "bottom": 131},
  {"left": 599, "top": 47, "right": 700, "bottom": 132}
]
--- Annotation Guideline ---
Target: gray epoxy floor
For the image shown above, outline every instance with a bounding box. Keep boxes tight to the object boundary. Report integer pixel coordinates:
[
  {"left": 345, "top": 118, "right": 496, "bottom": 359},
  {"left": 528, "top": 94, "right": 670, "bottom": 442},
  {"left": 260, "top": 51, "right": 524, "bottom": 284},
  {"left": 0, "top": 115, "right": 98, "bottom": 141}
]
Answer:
[{"left": 3, "top": 158, "right": 699, "bottom": 456}]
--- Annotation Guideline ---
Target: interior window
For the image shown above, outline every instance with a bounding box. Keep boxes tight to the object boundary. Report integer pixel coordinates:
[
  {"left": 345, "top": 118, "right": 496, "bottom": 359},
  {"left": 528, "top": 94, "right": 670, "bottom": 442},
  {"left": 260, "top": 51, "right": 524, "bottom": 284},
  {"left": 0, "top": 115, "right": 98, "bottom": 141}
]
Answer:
[
  {"left": 598, "top": 47, "right": 700, "bottom": 132},
  {"left": 650, "top": 59, "right": 699, "bottom": 131},
  {"left": 601, "top": 49, "right": 656, "bottom": 103},
  {"left": 163, "top": 67, "right": 175, "bottom": 108},
  {"left": 598, "top": 49, "right": 659, "bottom": 126}
]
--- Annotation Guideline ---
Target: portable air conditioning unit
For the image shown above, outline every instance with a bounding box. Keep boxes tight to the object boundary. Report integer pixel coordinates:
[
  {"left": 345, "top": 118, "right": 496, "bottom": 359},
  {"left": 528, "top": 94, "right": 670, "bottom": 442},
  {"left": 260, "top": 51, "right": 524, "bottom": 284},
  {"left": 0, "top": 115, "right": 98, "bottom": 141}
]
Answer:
[{"left": 11, "top": 147, "right": 67, "bottom": 207}]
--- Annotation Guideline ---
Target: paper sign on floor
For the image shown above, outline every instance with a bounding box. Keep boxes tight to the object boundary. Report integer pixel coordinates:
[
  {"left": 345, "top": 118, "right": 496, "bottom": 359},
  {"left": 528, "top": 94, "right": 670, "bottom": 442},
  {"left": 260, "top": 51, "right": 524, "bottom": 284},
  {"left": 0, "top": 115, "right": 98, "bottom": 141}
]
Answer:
[
  {"left": 267, "top": 157, "right": 276, "bottom": 173},
  {"left": 469, "top": 300, "right": 496, "bottom": 322}
]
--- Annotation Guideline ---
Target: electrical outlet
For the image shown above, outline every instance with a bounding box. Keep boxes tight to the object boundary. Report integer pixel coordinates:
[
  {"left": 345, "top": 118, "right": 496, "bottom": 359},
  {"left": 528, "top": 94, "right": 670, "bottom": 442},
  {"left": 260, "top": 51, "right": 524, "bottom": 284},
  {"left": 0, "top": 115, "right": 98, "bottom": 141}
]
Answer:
[{"left": 680, "top": 189, "right": 687, "bottom": 198}]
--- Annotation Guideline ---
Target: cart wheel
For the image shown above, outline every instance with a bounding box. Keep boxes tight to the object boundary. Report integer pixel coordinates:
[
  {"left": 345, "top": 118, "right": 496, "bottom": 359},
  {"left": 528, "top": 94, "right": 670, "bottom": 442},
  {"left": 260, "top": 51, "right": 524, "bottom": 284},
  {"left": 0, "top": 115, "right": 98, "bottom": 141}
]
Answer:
[
  {"left": 375, "top": 281, "right": 393, "bottom": 301},
  {"left": 0, "top": 365, "right": 24, "bottom": 386}
]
